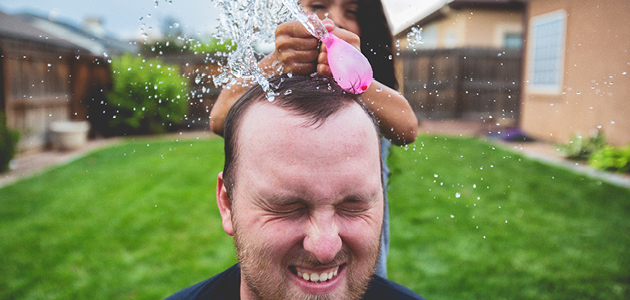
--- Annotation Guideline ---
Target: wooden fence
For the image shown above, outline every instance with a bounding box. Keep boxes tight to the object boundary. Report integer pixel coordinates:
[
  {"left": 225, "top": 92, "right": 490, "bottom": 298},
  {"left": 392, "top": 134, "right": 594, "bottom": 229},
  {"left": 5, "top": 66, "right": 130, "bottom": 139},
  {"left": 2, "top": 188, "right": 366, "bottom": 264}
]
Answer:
[
  {"left": 1, "top": 38, "right": 109, "bottom": 151},
  {"left": 397, "top": 48, "right": 522, "bottom": 120}
]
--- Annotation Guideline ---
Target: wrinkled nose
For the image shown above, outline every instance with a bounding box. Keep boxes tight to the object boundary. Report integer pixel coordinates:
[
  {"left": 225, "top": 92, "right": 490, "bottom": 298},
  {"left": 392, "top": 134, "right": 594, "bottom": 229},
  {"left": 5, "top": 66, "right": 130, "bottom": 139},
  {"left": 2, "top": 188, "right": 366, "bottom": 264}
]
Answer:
[{"left": 303, "top": 212, "right": 342, "bottom": 264}]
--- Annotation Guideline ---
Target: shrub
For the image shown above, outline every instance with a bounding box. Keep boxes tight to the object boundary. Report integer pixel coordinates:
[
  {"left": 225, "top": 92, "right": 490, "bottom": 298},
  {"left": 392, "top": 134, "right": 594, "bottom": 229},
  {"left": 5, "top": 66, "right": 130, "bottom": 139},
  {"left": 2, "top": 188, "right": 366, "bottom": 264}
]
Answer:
[
  {"left": 105, "top": 54, "right": 189, "bottom": 135},
  {"left": 559, "top": 131, "right": 607, "bottom": 160},
  {"left": 589, "top": 145, "right": 630, "bottom": 173},
  {"left": 0, "top": 114, "right": 20, "bottom": 173}
]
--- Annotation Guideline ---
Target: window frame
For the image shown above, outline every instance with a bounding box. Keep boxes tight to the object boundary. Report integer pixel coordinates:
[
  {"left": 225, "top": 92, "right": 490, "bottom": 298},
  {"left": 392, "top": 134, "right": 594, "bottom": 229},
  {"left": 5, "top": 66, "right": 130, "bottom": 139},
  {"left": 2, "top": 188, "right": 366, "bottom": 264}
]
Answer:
[{"left": 526, "top": 9, "right": 567, "bottom": 95}]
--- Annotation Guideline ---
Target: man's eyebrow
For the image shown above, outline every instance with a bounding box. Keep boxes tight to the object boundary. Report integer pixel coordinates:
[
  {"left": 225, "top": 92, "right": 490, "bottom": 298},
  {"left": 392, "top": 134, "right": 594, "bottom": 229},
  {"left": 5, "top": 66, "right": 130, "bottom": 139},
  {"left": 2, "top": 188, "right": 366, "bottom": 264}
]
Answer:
[{"left": 256, "top": 192, "right": 302, "bottom": 206}]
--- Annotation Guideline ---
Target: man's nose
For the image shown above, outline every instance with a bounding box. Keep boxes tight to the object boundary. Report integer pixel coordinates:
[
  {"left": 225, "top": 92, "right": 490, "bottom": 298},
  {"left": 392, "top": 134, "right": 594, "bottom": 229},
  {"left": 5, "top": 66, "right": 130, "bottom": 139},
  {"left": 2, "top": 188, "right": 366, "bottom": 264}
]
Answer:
[{"left": 303, "top": 211, "right": 342, "bottom": 264}]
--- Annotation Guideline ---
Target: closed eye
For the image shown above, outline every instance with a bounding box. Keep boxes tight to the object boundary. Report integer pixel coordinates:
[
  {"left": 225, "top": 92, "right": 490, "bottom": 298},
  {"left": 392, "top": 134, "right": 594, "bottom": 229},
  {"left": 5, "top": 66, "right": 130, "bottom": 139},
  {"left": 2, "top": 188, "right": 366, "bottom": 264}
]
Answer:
[
  {"left": 308, "top": 3, "right": 327, "bottom": 12},
  {"left": 270, "top": 202, "right": 308, "bottom": 215},
  {"left": 337, "top": 199, "right": 370, "bottom": 214}
]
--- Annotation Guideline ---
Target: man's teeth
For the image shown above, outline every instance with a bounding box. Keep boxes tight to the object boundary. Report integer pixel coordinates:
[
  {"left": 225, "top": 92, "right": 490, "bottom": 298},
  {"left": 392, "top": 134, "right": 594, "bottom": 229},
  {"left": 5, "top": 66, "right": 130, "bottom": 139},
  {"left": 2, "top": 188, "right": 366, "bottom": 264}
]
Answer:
[{"left": 297, "top": 268, "right": 339, "bottom": 283}]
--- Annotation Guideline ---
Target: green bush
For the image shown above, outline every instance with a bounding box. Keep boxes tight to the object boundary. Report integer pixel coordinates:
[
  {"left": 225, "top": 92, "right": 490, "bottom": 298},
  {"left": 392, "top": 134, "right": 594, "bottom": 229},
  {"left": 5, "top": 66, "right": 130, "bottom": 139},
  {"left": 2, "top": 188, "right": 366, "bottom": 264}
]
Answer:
[
  {"left": 589, "top": 145, "right": 630, "bottom": 173},
  {"left": 105, "top": 54, "right": 189, "bottom": 135},
  {"left": 141, "top": 38, "right": 234, "bottom": 56},
  {"left": 559, "top": 131, "right": 607, "bottom": 160},
  {"left": 0, "top": 114, "right": 20, "bottom": 173}
]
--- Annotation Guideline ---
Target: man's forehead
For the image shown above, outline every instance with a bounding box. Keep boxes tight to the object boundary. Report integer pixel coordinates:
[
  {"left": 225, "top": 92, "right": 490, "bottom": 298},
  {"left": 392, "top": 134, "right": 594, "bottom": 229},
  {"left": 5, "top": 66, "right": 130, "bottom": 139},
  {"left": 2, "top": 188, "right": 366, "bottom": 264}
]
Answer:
[
  {"left": 237, "top": 101, "right": 378, "bottom": 154},
  {"left": 233, "top": 101, "right": 383, "bottom": 205}
]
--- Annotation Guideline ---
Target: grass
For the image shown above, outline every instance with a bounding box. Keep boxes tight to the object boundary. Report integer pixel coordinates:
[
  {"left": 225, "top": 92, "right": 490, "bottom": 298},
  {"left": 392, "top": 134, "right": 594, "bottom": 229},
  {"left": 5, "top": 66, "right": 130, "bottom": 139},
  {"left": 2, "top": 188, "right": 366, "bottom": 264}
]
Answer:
[
  {"left": 388, "top": 136, "right": 630, "bottom": 300},
  {"left": 0, "top": 134, "right": 629, "bottom": 299}
]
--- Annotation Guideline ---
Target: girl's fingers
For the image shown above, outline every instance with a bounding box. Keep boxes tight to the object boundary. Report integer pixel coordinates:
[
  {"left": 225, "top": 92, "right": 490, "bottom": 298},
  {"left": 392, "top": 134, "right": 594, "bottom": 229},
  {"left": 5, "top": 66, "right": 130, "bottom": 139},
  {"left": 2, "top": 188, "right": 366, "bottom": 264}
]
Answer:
[
  {"left": 276, "top": 35, "right": 320, "bottom": 51},
  {"left": 276, "top": 20, "right": 316, "bottom": 39},
  {"left": 280, "top": 49, "right": 320, "bottom": 64},
  {"left": 322, "top": 18, "right": 335, "bottom": 32},
  {"left": 317, "top": 51, "right": 328, "bottom": 65},
  {"left": 317, "top": 64, "right": 332, "bottom": 77}
]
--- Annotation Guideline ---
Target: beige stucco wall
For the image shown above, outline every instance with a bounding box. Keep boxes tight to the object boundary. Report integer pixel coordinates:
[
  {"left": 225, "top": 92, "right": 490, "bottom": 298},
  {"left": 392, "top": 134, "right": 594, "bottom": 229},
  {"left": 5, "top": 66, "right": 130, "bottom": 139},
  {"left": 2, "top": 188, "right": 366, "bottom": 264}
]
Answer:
[
  {"left": 397, "top": 7, "right": 523, "bottom": 49},
  {"left": 521, "top": 0, "right": 630, "bottom": 146}
]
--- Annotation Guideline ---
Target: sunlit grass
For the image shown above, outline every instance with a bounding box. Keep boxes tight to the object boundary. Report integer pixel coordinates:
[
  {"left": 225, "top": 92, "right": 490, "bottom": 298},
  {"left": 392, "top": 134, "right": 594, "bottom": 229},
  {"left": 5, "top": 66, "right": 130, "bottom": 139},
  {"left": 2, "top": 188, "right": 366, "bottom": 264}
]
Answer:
[
  {"left": 0, "top": 137, "right": 236, "bottom": 299},
  {"left": 0, "top": 135, "right": 629, "bottom": 299},
  {"left": 388, "top": 136, "right": 630, "bottom": 300}
]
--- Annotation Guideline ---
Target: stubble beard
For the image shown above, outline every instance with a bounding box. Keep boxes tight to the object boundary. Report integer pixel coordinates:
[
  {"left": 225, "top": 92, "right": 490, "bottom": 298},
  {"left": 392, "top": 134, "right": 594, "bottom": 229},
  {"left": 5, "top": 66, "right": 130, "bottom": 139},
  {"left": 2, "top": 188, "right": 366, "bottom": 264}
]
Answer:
[{"left": 232, "top": 217, "right": 380, "bottom": 300}]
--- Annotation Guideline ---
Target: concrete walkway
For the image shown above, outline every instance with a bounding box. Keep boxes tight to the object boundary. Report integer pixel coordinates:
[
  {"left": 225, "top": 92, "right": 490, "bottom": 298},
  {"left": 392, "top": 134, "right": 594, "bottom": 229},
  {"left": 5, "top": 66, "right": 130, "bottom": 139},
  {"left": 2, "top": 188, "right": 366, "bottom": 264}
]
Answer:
[{"left": 1, "top": 120, "right": 628, "bottom": 189}]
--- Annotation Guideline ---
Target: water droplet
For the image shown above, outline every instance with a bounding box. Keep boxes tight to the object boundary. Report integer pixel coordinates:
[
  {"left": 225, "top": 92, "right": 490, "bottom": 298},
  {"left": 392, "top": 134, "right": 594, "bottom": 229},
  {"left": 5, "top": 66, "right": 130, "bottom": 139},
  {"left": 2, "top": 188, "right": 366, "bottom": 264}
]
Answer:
[
  {"left": 284, "top": 89, "right": 292, "bottom": 95},
  {"left": 450, "top": 215, "right": 455, "bottom": 218},
  {"left": 375, "top": 88, "right": 383, "bottom": 92},
  {"left": 610, "top": 120, "right": 615, "bottom": 124},
  {"left": 455, "top": 193, "right": 461, "bottom": 198}
]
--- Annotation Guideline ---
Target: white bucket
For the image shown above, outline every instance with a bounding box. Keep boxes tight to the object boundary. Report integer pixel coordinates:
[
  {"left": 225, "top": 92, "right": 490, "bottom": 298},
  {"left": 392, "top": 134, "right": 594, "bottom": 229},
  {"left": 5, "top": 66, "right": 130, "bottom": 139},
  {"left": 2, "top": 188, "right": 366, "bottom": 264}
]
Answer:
[{"left": 49, "top": 121, "right": 90, "bottom": 151}]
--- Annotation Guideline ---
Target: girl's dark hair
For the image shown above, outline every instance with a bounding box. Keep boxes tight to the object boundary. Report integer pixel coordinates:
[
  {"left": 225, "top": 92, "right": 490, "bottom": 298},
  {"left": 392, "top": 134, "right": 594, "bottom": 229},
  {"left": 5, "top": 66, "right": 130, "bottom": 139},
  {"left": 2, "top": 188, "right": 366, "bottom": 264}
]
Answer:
[{"left": 358, "top": 0, "right": 397, "bottom": 90}]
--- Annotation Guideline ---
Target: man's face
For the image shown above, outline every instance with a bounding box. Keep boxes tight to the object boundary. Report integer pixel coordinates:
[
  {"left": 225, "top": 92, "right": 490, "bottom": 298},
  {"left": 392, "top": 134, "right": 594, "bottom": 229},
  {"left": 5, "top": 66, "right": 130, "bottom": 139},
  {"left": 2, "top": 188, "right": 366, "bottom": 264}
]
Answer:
[{"left": 217, "top": 102, "right": 383, "bottom": 300}]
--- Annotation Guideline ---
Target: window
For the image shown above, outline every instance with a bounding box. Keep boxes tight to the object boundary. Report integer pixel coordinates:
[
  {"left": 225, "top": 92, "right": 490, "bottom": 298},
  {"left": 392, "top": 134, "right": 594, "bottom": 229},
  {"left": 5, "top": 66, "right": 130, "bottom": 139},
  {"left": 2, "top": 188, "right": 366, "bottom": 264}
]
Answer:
[
  {"left": 444, "top": 30, "right": 457, "bottom": 48},
  {"left": 527, "top": 10, "right": 567, "bottom": 94},
  {"left": 503, "top": 33, "right": 522, "bottom": 49},
  {"left": 419, "top": 26, "right": 438, "bottom": 49}
]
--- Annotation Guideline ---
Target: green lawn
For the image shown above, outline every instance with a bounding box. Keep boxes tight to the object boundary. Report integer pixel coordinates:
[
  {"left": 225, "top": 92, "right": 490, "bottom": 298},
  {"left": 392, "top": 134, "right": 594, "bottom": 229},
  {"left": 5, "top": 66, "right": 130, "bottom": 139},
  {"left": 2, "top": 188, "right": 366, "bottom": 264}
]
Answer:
[{"left": 1, "top": 135, "right": 629, "bottom": 299}]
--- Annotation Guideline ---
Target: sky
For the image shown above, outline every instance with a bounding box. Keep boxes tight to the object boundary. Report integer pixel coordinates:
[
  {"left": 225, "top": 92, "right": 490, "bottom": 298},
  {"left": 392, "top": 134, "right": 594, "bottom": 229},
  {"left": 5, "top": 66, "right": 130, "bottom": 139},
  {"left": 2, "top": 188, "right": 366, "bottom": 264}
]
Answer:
[{"left": 0, "top": 0, "right": 444, "bottom": 40}]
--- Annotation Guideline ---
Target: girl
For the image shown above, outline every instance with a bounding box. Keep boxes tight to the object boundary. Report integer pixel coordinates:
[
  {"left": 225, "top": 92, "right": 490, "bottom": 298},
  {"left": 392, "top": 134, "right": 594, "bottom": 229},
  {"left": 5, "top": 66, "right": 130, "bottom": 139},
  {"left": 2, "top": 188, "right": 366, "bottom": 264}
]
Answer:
[{"left": 210, "top": 0, "right": 418, "bottom": 278}]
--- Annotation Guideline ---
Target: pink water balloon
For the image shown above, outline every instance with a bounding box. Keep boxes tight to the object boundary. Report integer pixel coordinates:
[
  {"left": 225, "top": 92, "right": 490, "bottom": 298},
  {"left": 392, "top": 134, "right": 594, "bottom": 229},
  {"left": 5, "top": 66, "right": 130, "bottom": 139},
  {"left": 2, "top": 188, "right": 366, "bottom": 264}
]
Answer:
[{"left": 321, "top": 33, "right": 373, "bottom": 94}]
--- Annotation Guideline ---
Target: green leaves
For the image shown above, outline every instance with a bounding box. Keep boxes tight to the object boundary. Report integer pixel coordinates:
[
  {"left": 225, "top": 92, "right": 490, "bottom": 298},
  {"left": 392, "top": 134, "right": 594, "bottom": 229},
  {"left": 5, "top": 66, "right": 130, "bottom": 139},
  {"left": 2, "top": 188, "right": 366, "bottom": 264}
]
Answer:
[
  {"left": 105, "top": 54, "right": 189, "bottom": 135},
  {"left": 589, "top": 145, "right": 630, "bottom": 173}
]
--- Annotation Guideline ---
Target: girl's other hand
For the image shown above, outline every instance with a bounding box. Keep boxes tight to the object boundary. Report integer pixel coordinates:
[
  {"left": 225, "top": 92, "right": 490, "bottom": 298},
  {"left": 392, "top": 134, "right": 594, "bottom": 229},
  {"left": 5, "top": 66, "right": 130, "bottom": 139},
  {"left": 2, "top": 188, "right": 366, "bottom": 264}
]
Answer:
[
  {"left": 317, "top": 19, "right": 361, "bottom": 77},
  {"left": 274, "top": 20, "right": 321, "bottom": 75}
]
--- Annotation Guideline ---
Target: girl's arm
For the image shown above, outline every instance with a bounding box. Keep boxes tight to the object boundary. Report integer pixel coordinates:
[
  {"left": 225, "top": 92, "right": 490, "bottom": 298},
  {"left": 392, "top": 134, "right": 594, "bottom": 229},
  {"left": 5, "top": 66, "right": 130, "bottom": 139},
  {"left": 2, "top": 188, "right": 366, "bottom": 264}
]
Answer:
[
  {"left": 211, "top": 21, "right": 418, "bottom": 145},
  {"left": 317, "top": 25, "right": 418, "bottom": 145},
  {"left": 359, "top": 81, "right": 417, "bottom": 145}
]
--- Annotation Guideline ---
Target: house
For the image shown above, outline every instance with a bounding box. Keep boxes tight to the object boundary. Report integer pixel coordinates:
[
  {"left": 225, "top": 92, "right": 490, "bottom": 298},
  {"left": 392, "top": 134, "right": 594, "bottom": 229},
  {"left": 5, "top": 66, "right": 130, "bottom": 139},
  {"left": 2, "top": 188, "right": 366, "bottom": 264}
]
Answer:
[
  {"left": 395, "top": 0, "right": 526, "bottom": 50},
  {"left": 393, "top": 0, "right": 526, "bottom": 121},
  {"left": 0, "top": 11, "right": 118, "bottom": 152},
  {"left": 520, "top": 0, "right": 630, "bottom": 146}
]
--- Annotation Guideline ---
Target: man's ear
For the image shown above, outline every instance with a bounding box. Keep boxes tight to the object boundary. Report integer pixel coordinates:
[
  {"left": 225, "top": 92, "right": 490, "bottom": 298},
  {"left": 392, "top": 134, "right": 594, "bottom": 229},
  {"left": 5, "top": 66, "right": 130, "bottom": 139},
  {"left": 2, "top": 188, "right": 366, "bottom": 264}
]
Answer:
[{"left": 216, "top": 172, "right": 234, "bottom": 236}]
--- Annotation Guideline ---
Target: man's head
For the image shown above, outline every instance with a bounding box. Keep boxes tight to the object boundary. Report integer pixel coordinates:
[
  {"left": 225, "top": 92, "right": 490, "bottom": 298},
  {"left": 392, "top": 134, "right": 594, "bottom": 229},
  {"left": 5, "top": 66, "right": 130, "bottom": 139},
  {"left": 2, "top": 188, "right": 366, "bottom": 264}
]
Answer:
[{"left": 216, "top": 75, "right": 384, "bottom": 300}]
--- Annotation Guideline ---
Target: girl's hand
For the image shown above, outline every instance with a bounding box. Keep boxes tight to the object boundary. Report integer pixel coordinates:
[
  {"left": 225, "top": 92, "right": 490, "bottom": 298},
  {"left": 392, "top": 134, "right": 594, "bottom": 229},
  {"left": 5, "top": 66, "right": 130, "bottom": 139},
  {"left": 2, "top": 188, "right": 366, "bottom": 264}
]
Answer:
[
  {"left": 273, "top": 20, "right": 321, "bottom": 75},
  {"left": 316, "top": 19, "right": 362, "bottom": 77}
]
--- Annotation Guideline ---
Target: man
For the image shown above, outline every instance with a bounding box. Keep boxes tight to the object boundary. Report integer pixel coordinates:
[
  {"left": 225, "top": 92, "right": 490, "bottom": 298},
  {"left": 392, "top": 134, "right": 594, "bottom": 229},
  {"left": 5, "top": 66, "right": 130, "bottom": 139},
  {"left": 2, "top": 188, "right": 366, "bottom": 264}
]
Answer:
[{"left": 167, "top": 75, "right": 424, "bottom": 300}]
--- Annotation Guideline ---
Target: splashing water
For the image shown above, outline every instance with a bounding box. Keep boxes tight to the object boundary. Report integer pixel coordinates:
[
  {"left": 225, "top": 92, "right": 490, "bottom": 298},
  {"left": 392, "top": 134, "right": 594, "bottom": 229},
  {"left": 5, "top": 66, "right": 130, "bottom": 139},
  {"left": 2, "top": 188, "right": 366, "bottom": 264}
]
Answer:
[
  {"left": 211, "top": 0, "right": 372, "bottom": 98},
  {"left": 406, "top": 26, "right": 423, "bottom": 51},
  {"left": 211, "top": 0, "right": 293, "bottom": 100}
]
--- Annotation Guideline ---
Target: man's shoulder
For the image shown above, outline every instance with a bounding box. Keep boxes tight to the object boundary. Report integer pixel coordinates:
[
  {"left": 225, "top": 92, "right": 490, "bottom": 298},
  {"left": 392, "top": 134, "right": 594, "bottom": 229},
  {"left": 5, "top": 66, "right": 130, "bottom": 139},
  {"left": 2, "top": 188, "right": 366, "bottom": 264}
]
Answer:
[
  {"left": 364, "top": 276, "right": 426, "bottom": 300},
  {"left": 165, "top": 264, "right": 240, "bottom": 300}
]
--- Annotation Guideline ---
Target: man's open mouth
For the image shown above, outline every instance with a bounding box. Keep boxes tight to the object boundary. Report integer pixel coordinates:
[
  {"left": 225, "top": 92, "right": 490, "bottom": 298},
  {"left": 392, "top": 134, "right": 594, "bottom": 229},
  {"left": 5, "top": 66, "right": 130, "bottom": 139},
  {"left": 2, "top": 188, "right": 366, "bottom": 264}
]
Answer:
[{"left": 289, "top": 265, "right": 343, "bottom": 283}]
